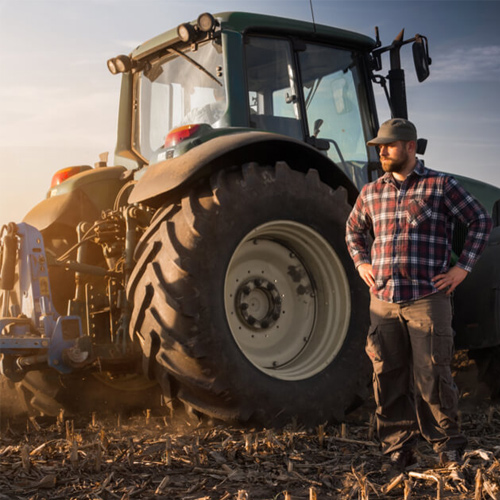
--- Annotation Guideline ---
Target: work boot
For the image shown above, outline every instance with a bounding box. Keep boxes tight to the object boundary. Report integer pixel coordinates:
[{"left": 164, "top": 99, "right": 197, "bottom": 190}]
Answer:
[
  {"left": 382, "top": 449, "right": 417, "bottom": 475},
  {"left": 391, "top": 449, "right": 417, "bottom": 470},
  {"left": 438, "top": 449, "right": 463, "bottom": 467}
]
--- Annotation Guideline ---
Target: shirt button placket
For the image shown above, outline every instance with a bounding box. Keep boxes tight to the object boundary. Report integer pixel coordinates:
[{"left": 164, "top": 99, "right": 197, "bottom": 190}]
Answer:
[{"left": 392, "top": 188, "right": 405, "bottom": 303}]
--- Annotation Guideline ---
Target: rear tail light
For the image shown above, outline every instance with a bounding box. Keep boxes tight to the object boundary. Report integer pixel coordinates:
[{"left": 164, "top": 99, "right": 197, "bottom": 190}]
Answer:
[
  {"left": 50, "top": 166, "right": 92, "bottom": 189},
  {"left": 164, "top": 124, "right": 202, "bottom": 148}
]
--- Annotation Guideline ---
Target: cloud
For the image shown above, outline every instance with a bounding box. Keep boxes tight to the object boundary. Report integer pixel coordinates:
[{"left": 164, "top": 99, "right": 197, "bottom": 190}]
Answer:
[{"left": 431, "top": 45, "right": 500, "bottom": 83}]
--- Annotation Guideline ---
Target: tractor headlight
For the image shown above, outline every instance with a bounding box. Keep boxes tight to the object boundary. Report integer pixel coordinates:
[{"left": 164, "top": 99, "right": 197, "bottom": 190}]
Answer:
[
  {"left": 197, "top": 13, "right": 217, "bottom": 32},
  {"left": 177, "top": 23, "right": 197, "bottom": 43},
  {"left": 106, "top": 55, "right": 133, "bottom": 75}
]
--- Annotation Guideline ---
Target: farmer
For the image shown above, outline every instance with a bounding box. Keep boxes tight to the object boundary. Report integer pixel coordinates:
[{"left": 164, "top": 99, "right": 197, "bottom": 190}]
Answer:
[{"left": 345, "top": 118, "right": 492, "bottom": 469}]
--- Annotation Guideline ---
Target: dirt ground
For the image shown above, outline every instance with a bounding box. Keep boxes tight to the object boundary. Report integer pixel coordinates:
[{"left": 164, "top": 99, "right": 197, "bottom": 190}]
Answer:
[{"left": 1, "top": 352, "right": 500, "bottom": 500}]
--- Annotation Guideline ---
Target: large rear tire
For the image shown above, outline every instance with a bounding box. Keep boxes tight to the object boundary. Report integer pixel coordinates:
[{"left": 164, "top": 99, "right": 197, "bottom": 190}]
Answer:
[{"left": 128, "top": 163, "right": 370, "bottom": 425}]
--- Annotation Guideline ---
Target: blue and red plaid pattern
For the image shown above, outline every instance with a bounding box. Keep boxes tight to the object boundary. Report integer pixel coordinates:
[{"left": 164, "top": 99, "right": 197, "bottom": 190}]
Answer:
[{"left": 346, "top": 161, "right": 492, "bottom": 303}]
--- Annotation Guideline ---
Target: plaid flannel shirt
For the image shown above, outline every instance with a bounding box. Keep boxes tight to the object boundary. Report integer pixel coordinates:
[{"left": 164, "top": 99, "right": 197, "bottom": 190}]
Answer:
[{"left": 345, "top": 161, "right": 492, "bottom": 303}]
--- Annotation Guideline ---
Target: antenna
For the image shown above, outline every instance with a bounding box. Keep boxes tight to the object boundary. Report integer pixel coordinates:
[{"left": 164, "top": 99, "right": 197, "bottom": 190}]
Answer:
[{"left": 309, "top": 0, "right": 317, "bottom": 33}]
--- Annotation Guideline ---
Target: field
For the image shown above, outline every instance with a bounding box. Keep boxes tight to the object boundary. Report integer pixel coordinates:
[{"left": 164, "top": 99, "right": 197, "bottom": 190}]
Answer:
[{"left": 1, "top": 353, "right": 500, "bottom": 500}]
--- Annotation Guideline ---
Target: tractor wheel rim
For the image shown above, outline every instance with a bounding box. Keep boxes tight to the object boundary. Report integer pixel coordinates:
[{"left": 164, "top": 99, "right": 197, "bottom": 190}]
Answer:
[{"left": 224, "top": 220, "right": 351, "bottom": 381}]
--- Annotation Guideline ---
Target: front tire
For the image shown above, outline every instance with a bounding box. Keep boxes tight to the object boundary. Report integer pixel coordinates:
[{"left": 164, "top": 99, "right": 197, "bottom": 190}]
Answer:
[{"left": 128, "top": 162, "right": 370, "bottom": 425}]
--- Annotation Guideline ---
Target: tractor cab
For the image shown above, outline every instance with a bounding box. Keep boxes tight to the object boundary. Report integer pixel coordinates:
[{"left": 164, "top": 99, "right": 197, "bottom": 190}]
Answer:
[{"left": 109, "top": 12, "right": 430, "bottom": 194}]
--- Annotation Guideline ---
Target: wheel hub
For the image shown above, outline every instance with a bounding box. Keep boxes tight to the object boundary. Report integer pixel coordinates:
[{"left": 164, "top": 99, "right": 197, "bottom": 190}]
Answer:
[
  {"left": 236, "top": 278, "right": 281, "bottom": 330},
  {"left": 224, "top": 220, "right": 351, "bottom": 381}
]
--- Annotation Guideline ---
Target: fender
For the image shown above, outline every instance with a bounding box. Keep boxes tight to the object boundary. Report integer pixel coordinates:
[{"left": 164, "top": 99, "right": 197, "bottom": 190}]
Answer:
[
  {"left": 128, "top": 131, "right": 359, "bottom": 206},
  {"left": 23, "top": 166, "right": 128, "bottom": 232},
  {"left": 23, "top": 189, "right": 101, "bottom": 232}
]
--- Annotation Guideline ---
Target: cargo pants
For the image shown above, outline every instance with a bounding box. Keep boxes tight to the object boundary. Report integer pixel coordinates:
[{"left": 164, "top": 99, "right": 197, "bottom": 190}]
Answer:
[{"left": 366, "top": 291, "right": 467, "bottom": 455}]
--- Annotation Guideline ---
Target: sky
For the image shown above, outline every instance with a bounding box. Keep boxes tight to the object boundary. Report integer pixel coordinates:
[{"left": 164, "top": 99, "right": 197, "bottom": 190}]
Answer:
[{"left": 0, "top": 0, "right": 499, "bottom": 224}]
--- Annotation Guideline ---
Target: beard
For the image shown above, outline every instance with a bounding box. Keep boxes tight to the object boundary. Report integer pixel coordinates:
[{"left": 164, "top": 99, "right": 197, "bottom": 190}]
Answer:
[{"left": 381, "top": 149, "right": 410, "bottom": 173}]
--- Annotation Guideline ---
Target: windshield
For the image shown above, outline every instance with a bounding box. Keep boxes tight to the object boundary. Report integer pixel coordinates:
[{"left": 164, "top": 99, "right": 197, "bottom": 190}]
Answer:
[
  {"left": 133, "top": 40, "right": 226, "bottom": 162},
  {"left": 246, "top": 36, "right": 372, "bottom": 187},
  {"left": 300, "top": 44, "right": 367, "bottom": 159},
  {"left": 300, "top": 42, "right": 371, "bottom": 185}
]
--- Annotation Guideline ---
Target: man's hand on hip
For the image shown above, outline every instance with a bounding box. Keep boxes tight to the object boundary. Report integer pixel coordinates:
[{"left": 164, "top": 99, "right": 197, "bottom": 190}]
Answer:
[
  {"left": 357, "top": 263, "right": 375, "bottom": 288},
  {"left": 432, "top": 266, "right": 468, "bottom": 295}
]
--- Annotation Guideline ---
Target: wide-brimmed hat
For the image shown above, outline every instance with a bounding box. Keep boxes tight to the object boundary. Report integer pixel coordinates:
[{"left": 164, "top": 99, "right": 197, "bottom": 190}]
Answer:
[{"left": 367, "top": 118, "right": 417, "bottom": 146}]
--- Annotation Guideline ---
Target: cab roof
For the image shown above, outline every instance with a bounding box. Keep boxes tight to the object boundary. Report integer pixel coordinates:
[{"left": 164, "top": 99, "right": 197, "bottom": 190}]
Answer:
[{"left": 131, "top": 11, "right": 376, "bottom": 60}]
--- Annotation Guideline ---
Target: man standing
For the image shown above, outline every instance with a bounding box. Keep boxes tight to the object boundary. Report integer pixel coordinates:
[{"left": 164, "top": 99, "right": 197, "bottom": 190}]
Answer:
[{"left": 345, "top": 118, "right": 492, "bottom": 469}]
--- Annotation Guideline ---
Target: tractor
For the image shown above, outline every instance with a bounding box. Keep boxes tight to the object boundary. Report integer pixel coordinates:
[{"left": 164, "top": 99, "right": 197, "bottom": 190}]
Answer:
[{"left": 1, "top": 12, "right": 499, "bottom": 425}]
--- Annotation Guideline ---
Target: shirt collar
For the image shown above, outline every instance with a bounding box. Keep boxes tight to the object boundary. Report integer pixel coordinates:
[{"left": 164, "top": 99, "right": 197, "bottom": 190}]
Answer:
[{"left": 413, "top": 160, "right": 426, "bottom": 177}]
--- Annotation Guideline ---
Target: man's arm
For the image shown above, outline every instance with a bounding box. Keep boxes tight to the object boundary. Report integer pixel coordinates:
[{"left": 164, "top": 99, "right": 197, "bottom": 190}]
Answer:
[
  {"left": 434, "top": 176, "right": 493, "bottom": 293},
  {"left": 345, "top": 189, "right": 373, "bottom": 283}
]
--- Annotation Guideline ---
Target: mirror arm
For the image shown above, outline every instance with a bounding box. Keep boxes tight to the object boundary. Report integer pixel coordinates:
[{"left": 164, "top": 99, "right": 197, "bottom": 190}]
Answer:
[{"left": 372, "top": 74, "right": 396, "bottom": 118}]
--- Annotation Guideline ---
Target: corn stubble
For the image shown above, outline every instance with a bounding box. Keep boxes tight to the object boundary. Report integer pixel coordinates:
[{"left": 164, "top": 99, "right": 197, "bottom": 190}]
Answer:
[{"left": 0, "top": 401, "right": 500, "bottom": 500}]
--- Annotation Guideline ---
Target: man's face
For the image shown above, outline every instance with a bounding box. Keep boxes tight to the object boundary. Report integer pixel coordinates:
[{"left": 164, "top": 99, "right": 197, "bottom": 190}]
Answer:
[{"left": 378, "top": 141, "right": 411, "bottom": 173}]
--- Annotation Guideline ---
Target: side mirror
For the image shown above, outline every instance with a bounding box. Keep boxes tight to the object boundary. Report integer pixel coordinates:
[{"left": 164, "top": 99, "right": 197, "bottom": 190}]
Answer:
[
  {"left": 417, "top": 138, "right": 427, "bottom": 155},
  {"left": 412, "top": 35, "right": 431, "bottom": 82}
]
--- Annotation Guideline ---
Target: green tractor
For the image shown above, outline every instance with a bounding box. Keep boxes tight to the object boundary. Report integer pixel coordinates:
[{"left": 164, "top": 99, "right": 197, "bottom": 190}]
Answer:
[{"left": 1, "top": 12, "right": 498, "bottom": 425}]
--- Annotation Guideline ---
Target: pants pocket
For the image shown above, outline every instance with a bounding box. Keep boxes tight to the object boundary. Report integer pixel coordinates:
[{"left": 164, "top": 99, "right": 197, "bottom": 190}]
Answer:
[{"left": 431, "top": 327, "right": 453, "bottom": 366}]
